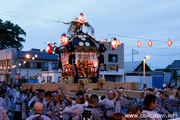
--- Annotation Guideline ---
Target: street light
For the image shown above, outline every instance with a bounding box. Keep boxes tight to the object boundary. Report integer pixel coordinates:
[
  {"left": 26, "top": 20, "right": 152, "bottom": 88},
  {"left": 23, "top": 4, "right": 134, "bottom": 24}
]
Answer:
[
  {"left": 25, "top": 54, "right": 37, "bottom": 83},
  {"left": 143, "top": 55, "right": 150, "bottom": 84},
  {"left": 19, "top": 63, "right": 21, "bottom": 80},
  {"left": 26, "top": 54, "right": 30, "bottom": 59},
  {"left": 25, "top": 54, "right": 30, "bottom": 83}
]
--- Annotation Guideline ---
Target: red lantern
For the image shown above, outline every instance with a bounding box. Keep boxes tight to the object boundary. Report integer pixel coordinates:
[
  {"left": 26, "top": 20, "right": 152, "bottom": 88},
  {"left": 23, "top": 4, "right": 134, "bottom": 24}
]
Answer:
[
  {"left": 167, "top": 39, "right": 172, "bottom": 46},
  {"left": 46, "top": 44, "right": 52, "bottom": 54},
  {"left": 117, "top": 41, "right": 121, "bottom": 45},
  {"left": 100, "top": 38, "right": 104, "bottom": 43},
  {"left": 92, "top": 60, "right": 98, "bottom": 68},
  {"left": 60, "top": 34, "right": 68, "bottom": 46},
  {"left": 137, "top": 41, "right": 141, "bottom": 47},
  {"left": 148, "top": 40, "right": 153, "bottom": 47},
  {"left": 79, "top": 13, "right": 85, "bottom": 24},
  {"left": 111, "top": 38, "right": 118, "bottom": 49}
]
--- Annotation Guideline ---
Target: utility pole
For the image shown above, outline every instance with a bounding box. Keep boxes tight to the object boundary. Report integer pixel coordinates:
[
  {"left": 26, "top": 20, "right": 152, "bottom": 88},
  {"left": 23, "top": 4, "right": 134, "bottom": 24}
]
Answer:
[{"left": 132, "top": 49, "right": 138, "bottom": 61}]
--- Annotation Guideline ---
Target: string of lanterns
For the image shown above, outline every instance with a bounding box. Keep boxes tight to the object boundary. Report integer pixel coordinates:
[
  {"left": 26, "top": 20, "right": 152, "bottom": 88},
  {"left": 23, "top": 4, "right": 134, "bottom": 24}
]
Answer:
[
  {"left": 100, "top": 38, "right": 121, "bottom": 49},
  {"left": 137, "top": 39, "right": 172, "bottom": 47},
  {"left": 45, "top": 11, "right": 173, "bottom": 53},
  {"left": 100, "top": 37, "right": 172, "bottom": 49},
  {"left": 46, "top": 35, "right": 173, "bottom": 53}
]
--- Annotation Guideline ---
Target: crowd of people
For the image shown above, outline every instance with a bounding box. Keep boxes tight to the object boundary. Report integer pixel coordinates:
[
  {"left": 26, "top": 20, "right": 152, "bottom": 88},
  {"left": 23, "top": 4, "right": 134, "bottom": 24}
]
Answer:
[{"left": 0, "top": 81, "right": 180, "bottom": 120}]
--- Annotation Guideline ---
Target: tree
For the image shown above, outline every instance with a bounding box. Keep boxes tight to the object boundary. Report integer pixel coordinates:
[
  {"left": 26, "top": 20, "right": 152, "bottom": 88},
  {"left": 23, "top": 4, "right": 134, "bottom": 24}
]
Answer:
[
  {"left": 170, "top": 70, "right": 178, "bottom": 86},
  {"left": 0, "top": 19, "right": 26, "bottom": 50}
]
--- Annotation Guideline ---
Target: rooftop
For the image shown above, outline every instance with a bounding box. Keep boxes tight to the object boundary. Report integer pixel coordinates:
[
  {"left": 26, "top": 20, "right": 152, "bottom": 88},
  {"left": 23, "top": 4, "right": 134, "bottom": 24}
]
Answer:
[
  {"left": 17, "top": 48, "right": 58, "bottom": 61},
  {"left": 166, "top": 60, "right": 180, "bottom": 69}
]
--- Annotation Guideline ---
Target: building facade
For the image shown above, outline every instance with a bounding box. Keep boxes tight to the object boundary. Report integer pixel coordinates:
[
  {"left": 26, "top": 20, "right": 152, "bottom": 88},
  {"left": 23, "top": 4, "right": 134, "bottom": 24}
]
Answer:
[
  {"left": 100, "top": 43, "right": 124, "bottom": 82},
  {"left": 0, "top": 48, "right": 60, "bottom": 83}
]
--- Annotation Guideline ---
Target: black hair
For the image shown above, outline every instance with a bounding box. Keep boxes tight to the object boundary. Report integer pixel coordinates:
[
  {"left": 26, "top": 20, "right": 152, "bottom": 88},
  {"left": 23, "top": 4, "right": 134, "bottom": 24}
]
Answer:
[
  {"left": 177, "top": 87, "right": 180, "bottom": 91},
  {"left": 45, "top": 91, "right": 52, "bottom": 97},
  {"left": 127, "top": 104, "right": 141, "bottom": 114},
  {"left": 100, "top": 95, "right": 106, "bottom": 100},
  {"left": 24, "top": 89, "right": 28, "bottom": 94},
  {"left": 14, "top": 85, "right": 19, "bottom": 89},
  {"left": 144, "top": 94, "right": 157, "bottom": 107},
  {"left": 110, "top": 113, "right": 125, "bottom": 120},
  {"left": 75, "top": 90, "right": 84, "bottom": 104},
  {"left": 35, "top": 89, "right": 41, "bottom": 92},
  {"left": 39, "top": 89, "right": 45, "bottom": 93},
  {"left": 89, "top": 94, "right": 98, "bottom": 104},
  {"left": 169, "top": 86, "right": 173, "bottom": 89},
  {"left": 119, "top": 87, "right": 124, "bottom": 90},
  {"left": 0, "top": 88, "right": 7, "bottom": 96},
  {"left": 147, "top": 88, "right": 154, "bottom": 92},
  {"left": 159, "top": 91, "right": 164, "bottom": 95},
  {"left": 32, "top": 92, "right": 35, "bottom": 96},
  {"left": 75, "top": 90, "right": 84, "bottom": 96},
  {"left": 3, "top": 81, "right": 7, "bottom": 85}
]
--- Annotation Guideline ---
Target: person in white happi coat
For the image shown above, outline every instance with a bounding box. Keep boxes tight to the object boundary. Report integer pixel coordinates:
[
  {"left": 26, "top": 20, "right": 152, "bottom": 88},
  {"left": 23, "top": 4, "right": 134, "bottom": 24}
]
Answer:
[
  {"left": 99, "top": 89, "right": 131, "bottom": 119},
  {"left": 0, "top": 106, "right": 9, "bottom": 120},
  {"left": 79, "top": 94, "right": 101, "bottom": 120},
  {"left": 63, "top": 91, "right": 85, "bottom": 120},
  {"left": 13, "top": 85, "right": 22, "bottom": 120},
  {"left": 0, "top": 89, "right": 8, "bottom": 112},
  {"left": 28, "top": 89, "right": 41, "bottom": 116},
  {"left": 7, "top": 84, "right": 16, "bottom": 103},
  {"left": 26, "top": 102, "right": 51, "bottom": 120},
  {"left": 7, "top": 83, "right": 16, "bottom": 114},
  {"left": 47, "top": 91, "right": 68, "bottom": 120},
  {"left": 140, "top": 94, "right": 162, "bottom": 120}
]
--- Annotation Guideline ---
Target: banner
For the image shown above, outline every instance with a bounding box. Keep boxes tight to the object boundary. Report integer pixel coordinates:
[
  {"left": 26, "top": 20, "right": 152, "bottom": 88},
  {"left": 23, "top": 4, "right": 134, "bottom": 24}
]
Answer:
[{"left": 106, "top": 64, "right": 118, "bottom": 71}]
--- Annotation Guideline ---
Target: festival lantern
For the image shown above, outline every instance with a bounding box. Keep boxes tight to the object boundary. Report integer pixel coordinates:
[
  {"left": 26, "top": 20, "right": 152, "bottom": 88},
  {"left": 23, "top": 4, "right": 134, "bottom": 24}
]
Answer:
[
  {"left": 117, "top": 40, "right": 121, "bottom": 45},
  {"left": 148, "top": 40, "right": 153, "bottom": 47},
  {"left": 100, "top": 38, "right": 104, "bottom": 43},
  {"left": 60, "top": 34, "right": 68, "bottom": 46},
  {"left": 52, "top": 33, "right": 54, "bottom": 37},
  {"left": 92, "top": 60, "right": 98, "bottom": 68},
  {"left": 137, "top": 41, "right": 141, "bottom": 47},
  {"left": 46, "top": 44, "right": 52, "bottom": 54},
  {"left": 167, "top": 39, "right": 172, "bottom": 47},
  {"left": 79, "top": 13, "right": 85, "bottom": 24},
  {"left": 111, "top": 38, "right": 118, "bottom": 49}
]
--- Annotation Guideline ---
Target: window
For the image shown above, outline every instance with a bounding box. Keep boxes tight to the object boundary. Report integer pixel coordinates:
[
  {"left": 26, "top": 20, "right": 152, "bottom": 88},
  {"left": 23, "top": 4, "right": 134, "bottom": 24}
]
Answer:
[
  {"left": 0, "top": 61, "right": 6, "bottom": 68},
  {"left": 58, "top": 76, "right": 61, "bottom": 83},
  {"left": 18, "top": 61, "right": 25, "bottom": 68},
  {"left": 26, "top": 61, "right": 30, "bottom": 68},
  {"left": 33, "top": 62, "right": 41, "bottom": 69},
  {"left": 41, "top": 62, "right": 48, "bottom": 71},
  {"left": 47, "top": 76, "right": 52, "bottom": 83},
  {"left": 19, "top": 61, "right": 30, "bottom": 68},
  {"left": 108, "top": 54, "right": 118, "bottom": 62},
  {"left": 52, "top": 63, "right": 58, "bottom": 70},
  {"left": 7, "top": 60, "right": 11, "bottom": 67}
]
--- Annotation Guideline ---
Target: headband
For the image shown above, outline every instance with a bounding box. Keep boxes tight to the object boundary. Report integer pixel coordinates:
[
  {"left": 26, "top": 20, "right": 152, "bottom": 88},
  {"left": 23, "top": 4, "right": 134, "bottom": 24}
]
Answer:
[
  {"left": 108, "top": 90, "right": 115, "bottom": 94},
  {"left": 75, "top": 95, "right": 84, "bottom": 98},
  {"left": 52, "top": 92, "right": 60, "bottom": 96}
]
